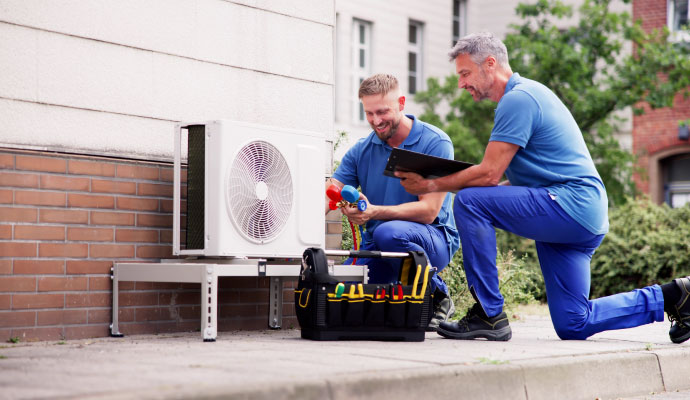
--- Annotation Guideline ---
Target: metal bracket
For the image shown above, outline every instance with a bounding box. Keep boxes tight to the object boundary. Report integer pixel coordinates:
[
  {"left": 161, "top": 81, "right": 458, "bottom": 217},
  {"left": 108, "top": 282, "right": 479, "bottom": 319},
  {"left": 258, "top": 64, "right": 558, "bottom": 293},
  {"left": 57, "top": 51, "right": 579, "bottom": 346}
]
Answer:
[
  {"left": 202, "top": 265, "right": 218, "bottom": 342},
  {"left": 110, "top": 267, "right": 123, "bottom": 337},
  {"left": 327, "top": 258, "right": 334, "bottom": 275},
  {"left": 109, "top": 324, "right": 123, "bottom": 338},
  {"left": 268, "top": 277, "right": 283, "bottom": 329},
  {"left": 257, "top": 259, "right": 267, "bottom": 276}
]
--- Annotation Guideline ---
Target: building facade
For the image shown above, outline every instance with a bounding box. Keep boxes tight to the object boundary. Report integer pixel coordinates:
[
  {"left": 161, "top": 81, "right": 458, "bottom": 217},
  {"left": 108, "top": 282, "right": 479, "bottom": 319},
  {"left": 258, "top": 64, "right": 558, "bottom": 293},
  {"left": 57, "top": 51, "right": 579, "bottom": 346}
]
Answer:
[
  {"left": 1, "top": 0, "right": 663, "bottom": 341},
  {"left": 333, "top": 0, "right": 632, "bottom": 157},
  {"left": 632, "top": 0, "right": 690, "bottom": 207},
  {"left": 0, "top": 1, "right": 334, "bottom": 341}
]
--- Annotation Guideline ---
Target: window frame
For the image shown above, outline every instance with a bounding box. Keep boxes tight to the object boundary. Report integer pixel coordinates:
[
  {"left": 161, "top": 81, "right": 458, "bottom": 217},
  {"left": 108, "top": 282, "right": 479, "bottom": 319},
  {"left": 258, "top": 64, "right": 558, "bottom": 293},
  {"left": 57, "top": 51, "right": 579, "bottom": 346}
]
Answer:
[
  {"left": 662, "top": 152, "right": 690, "bottom": 208},
  {"left": 408, "top": 20, "right": 424, "bottom": 95},
  {"left": 668, "top": 0, "right": 690, "bottom": 42},
  {"left": 452, "top": 0, "right": 468, "bottom": 46},
  {"left": 352, "top": 19, "right": 372, "bottom": 124}
]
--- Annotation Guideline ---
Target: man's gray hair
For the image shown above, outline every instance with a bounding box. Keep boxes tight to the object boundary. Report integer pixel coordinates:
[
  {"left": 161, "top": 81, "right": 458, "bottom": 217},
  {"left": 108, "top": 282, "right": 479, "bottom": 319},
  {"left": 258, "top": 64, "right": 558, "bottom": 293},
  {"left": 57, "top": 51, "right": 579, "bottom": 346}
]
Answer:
[{"left": 448, "top": 32, "right": 510, "bottom": 69}]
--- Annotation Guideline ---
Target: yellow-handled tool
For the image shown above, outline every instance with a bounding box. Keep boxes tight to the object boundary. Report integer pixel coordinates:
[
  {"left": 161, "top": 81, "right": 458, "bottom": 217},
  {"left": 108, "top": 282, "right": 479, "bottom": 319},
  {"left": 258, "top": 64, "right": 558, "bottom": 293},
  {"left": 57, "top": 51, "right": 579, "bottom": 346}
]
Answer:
[
  {"left": 419, "top": 265, "right": 430, "bottom": 298},
  {"left": 334, "top": 283, "right": 345, "bottom": 298},
  {"left": 411, "top": 264, "right": 422, "bottom": 298},
  {"left": 412, "top": 265, "right": 431, "bottom": 299},
  {"left": 348, "top": 283, "right": 364, "bottom": 299}
]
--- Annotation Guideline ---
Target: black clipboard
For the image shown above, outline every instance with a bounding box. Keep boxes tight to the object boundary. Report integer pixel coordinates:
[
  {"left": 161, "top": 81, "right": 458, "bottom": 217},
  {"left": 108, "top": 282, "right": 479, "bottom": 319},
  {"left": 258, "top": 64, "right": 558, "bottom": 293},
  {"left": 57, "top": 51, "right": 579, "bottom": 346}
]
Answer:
[{"left": 384, "top": 148, "right": 473, "bottom": 179}]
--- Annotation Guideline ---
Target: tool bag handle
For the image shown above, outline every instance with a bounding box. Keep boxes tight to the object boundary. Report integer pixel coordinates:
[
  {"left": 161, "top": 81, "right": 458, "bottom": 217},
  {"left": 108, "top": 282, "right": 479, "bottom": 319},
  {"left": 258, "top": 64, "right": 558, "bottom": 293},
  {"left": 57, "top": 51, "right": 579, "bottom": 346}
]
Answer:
[
  {"left": 324, "top": 249, "right": 409, "bottom": 259},
  {"left": 305, "top": 248, "right": 429, "bottom": 285},
  {"left": 302, "top": 247, "right": 338, "bottom": 284}
]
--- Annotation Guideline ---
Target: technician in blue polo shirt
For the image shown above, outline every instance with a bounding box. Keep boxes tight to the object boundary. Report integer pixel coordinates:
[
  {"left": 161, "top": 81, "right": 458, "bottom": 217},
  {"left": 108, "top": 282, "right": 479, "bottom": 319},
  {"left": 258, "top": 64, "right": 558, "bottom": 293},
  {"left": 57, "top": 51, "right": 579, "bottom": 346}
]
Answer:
[
  {"left": 398, "top": 32, "right": 690, "bottom": 344},
  {"left": 326, "top": 73, "right": 460, "bottom": 331}
]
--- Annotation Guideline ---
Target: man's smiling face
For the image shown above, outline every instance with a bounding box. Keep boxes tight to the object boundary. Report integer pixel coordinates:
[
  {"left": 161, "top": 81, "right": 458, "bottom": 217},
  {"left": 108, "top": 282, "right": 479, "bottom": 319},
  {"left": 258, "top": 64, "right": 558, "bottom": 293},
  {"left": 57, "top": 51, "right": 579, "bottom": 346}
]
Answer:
[
  {"left": 361, "top": 91, "right": 404, "bottom": 143},
  {"left": 455, "top": 53, "right": 494, "bottom": 102}
]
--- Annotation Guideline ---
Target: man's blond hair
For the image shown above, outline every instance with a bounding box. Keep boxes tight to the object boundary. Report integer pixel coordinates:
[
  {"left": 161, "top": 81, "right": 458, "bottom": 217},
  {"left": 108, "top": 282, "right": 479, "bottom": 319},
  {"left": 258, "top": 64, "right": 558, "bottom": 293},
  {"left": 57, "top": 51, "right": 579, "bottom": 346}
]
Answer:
[{"left": 358, "top": 74, "right": 400, "bottom": 99}]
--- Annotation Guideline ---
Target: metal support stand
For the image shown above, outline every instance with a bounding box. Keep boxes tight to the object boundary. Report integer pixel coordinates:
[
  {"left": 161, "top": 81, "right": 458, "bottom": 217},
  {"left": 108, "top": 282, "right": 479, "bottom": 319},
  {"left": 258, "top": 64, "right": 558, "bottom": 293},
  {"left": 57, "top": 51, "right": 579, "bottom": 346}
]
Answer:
[
  {"left": 110, "top": 258, "right": 366, "bottom": 342},
  {"left": 201, "top": 265, "right": 218, "bottom": 341},
  {"left": 269, "top": 277, "right": 283, "bottom": 329}
]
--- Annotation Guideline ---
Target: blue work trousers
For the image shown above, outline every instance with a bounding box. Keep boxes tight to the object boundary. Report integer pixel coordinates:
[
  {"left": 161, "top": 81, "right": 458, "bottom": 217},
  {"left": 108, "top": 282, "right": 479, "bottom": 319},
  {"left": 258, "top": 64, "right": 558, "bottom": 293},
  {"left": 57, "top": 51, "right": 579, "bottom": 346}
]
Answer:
[
  {"left": 455, "top": 186, "right": 665, "bottom": 340},
  {"left": 345, "top": 220, "right": 451, "bottom": 295}
]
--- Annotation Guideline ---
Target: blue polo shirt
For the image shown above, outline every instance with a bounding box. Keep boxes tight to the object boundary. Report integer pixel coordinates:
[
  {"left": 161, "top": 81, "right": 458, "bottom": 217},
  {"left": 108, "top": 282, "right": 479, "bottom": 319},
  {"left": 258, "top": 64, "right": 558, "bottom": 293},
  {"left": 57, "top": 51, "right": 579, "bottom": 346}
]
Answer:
[
  {"left": 490, "top": 73, "right": 609, "bottom": 234},
  {"left": 333, "top": 115, "right": 460, "bottom": 259}
]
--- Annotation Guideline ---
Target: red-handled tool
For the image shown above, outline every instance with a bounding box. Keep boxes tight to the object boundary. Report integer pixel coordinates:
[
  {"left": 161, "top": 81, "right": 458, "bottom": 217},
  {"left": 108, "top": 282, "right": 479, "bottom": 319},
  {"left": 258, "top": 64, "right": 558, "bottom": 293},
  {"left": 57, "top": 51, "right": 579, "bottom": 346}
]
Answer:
[
  {"left": 326, "top": 184, "right": 366, "bottom": 262},
  {"left": 391, "top": 284, "right": 403, "bottom": 300}
]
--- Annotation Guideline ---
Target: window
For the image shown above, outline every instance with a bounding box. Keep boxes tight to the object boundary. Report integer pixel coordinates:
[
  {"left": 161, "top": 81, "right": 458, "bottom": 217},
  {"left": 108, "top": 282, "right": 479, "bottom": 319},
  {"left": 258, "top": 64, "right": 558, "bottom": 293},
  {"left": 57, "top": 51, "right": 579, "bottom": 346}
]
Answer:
[
  {"left": 668, "top": 0, "right": 690, "bottom": 41},
  {"left": 408, "top": 20, "right": 424, "bottom": 94},
  {"left": 663, "top": 154, "right": 690, "bottom": 208},
  {"left": 452, "top": 0, "right": 467, "bottom": 46},
  {"left": 352, "top": 19, "right": 371, "bottom": 123}
]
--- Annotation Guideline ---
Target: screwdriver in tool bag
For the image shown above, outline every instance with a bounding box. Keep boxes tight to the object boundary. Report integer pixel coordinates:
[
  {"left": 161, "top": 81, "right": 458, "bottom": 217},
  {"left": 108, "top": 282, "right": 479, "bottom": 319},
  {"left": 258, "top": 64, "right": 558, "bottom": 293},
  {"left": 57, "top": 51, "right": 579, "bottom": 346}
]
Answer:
[
  {"left": 334, "top": 283, "right": 344, "bottom": 298},
  {"left": 348, "top": 283, "right": 364, "bottom": 299}
]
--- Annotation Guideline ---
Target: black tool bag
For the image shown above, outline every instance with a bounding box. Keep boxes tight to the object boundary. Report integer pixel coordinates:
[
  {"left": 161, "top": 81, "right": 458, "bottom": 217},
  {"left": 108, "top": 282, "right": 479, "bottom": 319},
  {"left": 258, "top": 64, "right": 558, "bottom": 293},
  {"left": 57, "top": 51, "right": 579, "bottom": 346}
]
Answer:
[{"left": 294, "top": 247, "right": 433, "bottom": 341}]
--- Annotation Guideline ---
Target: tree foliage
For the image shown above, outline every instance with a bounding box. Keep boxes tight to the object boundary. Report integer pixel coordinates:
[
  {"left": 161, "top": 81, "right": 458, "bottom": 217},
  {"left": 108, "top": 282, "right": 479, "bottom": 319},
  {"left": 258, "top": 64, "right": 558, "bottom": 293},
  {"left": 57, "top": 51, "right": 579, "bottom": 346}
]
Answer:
[{"left": 415, "top": 0, "right": 690, "bottom": 206}]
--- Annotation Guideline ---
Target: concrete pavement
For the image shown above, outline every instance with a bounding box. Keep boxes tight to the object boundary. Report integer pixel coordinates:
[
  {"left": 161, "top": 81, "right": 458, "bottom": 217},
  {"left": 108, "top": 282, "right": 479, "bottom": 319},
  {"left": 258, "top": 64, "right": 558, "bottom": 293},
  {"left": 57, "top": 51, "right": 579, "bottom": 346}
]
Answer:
[{"left": 1, "top": 309, "right": 689, "bottom": 400}]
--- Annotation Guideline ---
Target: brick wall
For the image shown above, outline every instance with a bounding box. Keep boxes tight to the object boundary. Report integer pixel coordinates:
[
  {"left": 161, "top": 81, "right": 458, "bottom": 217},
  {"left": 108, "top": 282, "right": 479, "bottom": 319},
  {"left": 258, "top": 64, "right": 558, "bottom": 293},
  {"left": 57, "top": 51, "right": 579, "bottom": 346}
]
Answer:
[
  {"left": 631, "top": 94, "right": 690, "bottom": 193},
  {"left": 632, "top": 0, "right": 690, "bottom": 195},
  {"left": 325, "top": 209, "right": 343, "bottom": 250},
  {"left": 0, "top": 148, "right": 297, "bottom": 342}
]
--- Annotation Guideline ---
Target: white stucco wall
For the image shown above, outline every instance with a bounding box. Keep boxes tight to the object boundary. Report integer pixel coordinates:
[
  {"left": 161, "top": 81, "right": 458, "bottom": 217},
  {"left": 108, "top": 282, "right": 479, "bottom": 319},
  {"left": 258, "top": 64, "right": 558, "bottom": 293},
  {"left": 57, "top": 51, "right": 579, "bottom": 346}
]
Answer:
[
  {"left": 0, "top": 0, "right": 335, "bottom": 161},
  {"left": 334, "top": 0, "right": 457, "bottom": 153}
]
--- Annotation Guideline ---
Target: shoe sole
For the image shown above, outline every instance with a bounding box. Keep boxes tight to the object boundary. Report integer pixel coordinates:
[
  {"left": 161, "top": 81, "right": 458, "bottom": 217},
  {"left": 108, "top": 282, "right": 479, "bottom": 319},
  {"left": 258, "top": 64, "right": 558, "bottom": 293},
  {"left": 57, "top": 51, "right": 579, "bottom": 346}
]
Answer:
[
  {"left": 670, "top": 329, "right": 690, "bottom": 344},
  {"left": 437, "top": 326, "right": 512, "bottom": 341}
]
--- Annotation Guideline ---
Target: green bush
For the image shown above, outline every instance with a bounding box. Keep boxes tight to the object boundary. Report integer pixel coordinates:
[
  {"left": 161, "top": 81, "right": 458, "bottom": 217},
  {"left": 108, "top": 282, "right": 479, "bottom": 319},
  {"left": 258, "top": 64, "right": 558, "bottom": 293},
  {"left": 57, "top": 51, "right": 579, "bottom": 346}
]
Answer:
[
  {"left": 590, "top": 199, "right": 690, "bottom": 297},
  {"left": 440, "top": 248, "right": 541, "bottom": 317},
  {"left": 496, "top": 229, "right": 545, "bottom": 301}
]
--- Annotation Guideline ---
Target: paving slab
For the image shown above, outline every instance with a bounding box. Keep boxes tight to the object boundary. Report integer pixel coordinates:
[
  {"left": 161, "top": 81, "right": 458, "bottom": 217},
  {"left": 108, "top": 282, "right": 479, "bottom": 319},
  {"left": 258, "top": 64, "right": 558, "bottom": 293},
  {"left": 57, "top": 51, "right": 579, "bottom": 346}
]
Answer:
[{"left": 0, "top": 313, "right": 688, "bottom": 400}]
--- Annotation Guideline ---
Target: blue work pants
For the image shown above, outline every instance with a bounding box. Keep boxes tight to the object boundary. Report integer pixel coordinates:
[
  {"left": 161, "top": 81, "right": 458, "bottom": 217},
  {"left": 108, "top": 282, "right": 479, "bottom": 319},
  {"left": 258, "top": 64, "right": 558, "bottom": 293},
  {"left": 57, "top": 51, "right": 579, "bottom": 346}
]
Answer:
[
  {"left": 454, "top": 186, "right": 665, "bottom": 340},
  {"left": 345, "top": 220, "right": 451, "bottom": 295}
]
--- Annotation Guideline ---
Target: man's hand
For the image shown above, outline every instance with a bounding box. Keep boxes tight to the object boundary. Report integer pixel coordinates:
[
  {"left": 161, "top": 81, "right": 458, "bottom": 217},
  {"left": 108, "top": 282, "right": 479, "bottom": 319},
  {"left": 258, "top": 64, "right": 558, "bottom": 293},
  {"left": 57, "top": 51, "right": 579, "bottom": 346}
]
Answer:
[
  {"left": 395, "top": 171, "right": 436, "bottom": 195},
  {"left": 341, "top": 192, "right": 376, "bottom": 226}
]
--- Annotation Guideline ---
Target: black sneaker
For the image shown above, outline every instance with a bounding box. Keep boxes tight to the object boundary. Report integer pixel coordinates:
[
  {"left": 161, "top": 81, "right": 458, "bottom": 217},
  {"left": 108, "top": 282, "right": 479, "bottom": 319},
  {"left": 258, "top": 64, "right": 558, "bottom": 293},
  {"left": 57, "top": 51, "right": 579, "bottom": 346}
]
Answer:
[
  {"left": 437, "top": 303, "right": 512, "bottom": 341},
  {"left": 426, "top": 292, "right": 456, "bottom": 332},
  {"left": 668, "top": 276, "right": 690, "bottom": 344}
]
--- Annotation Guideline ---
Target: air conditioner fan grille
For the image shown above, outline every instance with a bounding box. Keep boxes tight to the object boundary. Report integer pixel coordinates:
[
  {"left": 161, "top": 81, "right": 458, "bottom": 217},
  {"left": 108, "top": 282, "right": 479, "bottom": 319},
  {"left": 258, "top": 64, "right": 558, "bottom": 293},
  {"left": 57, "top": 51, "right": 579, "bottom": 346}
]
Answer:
[{"left": 226, "top": 140, "right": 293, "bottom": 243}]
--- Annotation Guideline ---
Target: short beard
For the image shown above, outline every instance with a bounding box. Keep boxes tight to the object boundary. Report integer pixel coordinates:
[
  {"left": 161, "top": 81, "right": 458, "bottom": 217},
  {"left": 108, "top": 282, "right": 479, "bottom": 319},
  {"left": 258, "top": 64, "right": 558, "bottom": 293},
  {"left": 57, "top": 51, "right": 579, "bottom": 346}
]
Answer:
[
  {"left": 475, "top": 69, "right": 493, "bottom": 101},
  {"left": 372, "top": 116, "right": 400, "bottom": 143}
]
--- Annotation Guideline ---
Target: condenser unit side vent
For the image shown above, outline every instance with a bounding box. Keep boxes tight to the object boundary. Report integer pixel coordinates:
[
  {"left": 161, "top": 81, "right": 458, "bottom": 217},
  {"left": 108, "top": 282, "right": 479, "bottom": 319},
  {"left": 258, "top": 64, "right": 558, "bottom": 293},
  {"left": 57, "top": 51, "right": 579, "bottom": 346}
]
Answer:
[{"left": 185, "top": 125, "right": 206, "bottom": 250}]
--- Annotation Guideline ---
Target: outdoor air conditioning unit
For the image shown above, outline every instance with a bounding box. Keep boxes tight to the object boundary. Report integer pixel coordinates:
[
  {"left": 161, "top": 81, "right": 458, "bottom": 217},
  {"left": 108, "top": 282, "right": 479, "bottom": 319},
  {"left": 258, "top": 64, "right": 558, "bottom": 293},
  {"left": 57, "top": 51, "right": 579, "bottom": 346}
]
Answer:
[{"left": 173, "top": 120, "right": 325, "bottom": 258}]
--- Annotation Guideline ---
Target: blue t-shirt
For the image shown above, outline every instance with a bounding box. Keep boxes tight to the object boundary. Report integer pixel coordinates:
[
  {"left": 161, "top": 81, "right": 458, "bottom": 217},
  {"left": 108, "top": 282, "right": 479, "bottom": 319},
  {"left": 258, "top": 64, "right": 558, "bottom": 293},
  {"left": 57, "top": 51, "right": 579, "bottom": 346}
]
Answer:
[
  {"left": 490, "top": 73, "right": 609, "bottom": 234},
  {"left": 333, "top": 115, "right": 460, "bottom": 259}
]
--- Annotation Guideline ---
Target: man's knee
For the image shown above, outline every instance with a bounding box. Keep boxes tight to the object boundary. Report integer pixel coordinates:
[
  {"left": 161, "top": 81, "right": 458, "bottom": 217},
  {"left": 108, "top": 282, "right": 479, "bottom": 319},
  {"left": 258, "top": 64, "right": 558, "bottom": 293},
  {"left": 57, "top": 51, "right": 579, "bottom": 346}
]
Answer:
[
  {"left": 453, "top": 189, "right": 472, "bottom": 209},
  {"left": 551, "top": 313, "right": 591, "bottom": 340},
  {"left": 453, "top": 188, "right": 482, "bottom": 218},
  {"left": 372, "top": 221, "right": 408, "bottom": 248}
]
